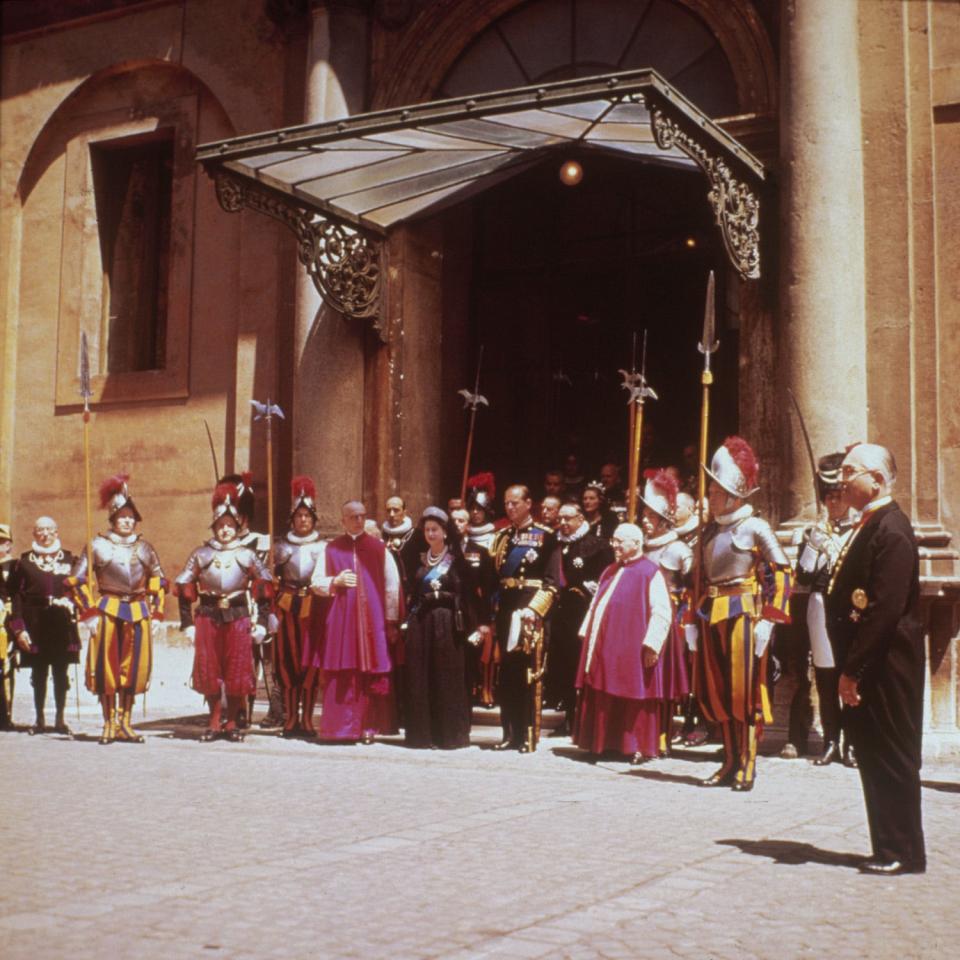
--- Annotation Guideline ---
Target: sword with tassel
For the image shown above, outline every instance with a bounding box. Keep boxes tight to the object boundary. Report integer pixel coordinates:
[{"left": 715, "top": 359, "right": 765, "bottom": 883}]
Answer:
[
  {"left": 624, "top": 330, "right": 657, "bottom": 524},
  {"left": 458, "top": 346, "right": 488, "bottom": 503},
  {"left": 692, "top": 271, "right": 719, "bottom": 612},
  {"left": 786, "top": 387, "right": 824, "bottom": 522},
  {"left": 78, "top": 333, "right": 95, "bottom": 725}
]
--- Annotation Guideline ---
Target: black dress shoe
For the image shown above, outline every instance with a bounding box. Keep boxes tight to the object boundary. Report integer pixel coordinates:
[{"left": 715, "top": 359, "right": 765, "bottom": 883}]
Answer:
[
  {"left": 225, "top": 728, "right": 245, "bottom": 743},
  {"left": 518, "top": 743, "right": 532, "bottom": 754},
  {"left": 199, "top": 729, "right": 219, "bottom": 742},
  {"left": 843, "top": 745, "right": 858, "bottom": 768},
  {"left": 630, "top": 752, "right": 652, "bottom": 766},
  {"left": 813, "top": 741, "right": 841, "bottom": 766},
  {"left": 701, "top": 766, "right": 737, "bottom": 787},
  {"left": 731, "top": 778, "right": 754, "bottom": 792},
  {"left": 859, "top": 859, "right": 925, "bottom": 876},
  {"left": 492, "top": 739, "right": 516, "bottom": 751}
]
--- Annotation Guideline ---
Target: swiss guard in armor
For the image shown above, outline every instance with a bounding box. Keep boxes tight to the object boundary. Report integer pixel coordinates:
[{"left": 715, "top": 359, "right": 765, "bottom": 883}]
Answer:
[
  {"left": 80, "top": 475, "right": 166, "bottom": 745},
  {"left": 639, "top": 469, "right": 693, "bottom": 756},
  {"left": 548, "top": 501, "right": 612, "bottom": 735},
  {"left": 175, "top": 482, "right": 272, "bottom": 742},
  {"left": 220, "top": 473, "right": 283, "bottom": 728},
  {"left": 7, "top": 516, "right": 83, "bottom": 735},
  {"left": 490, "top": 485, "right": 559, "bottom": 752},
  {"left": 792, "top": 451, "right": 857, "bottom": 766},
  {"left": 272, "top": 476, "right": 328, "bottom": 737},
  {"left": 462, "top": 473, "right": 498, "bottom": 707},
  {"left": 694, "top": 437, "right": 792, "bottom": 791}
]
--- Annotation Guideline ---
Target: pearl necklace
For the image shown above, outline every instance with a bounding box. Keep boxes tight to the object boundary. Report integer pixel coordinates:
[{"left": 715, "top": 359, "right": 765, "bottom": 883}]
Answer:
[{"left": 426, "top": 549, "right": 447, "bottom": 567}]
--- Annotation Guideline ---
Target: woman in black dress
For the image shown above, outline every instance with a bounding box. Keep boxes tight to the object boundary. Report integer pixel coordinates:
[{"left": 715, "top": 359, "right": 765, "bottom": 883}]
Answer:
[{"left": 402, "top": 507, "right": 482, "bottom": 749}]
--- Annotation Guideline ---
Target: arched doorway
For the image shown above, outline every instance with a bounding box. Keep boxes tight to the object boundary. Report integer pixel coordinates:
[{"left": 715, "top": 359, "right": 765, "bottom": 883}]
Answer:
[{"left": 438, "top": 150, "right": 740, "bottom": 499}]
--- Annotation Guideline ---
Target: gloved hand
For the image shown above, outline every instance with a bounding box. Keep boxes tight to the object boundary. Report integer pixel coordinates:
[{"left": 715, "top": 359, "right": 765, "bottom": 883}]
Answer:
[
  {"left": 466, "top": 630, "right": 483, "bottom": 647},
  {"left": 267, "top": 613, "right": 279, "bottom": 636},
  {"left": 16, "top": 630, "right": 33, "bottom": 653},
  {"left": 583, "top": 580, "right": 599, "bottom": 596},
  {"left": 754, "top": 619, "right": 774, "bottom": 657},
  {"left": 51, "top": 596, "right": 74, "bottom": 612},
  {"left": 251, "top": 624, "right": 267, "bottom": 644},
  {"left": 183, "top": 625, "right": 196, "bottom": 643},
  {"left": 683, "top": 622, "right": 699, "bottom": 652}
]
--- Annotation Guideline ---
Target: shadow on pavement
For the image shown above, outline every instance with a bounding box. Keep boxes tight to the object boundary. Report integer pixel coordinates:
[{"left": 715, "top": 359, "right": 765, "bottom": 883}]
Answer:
[
  {"left": 717, "top": 838, "right": 864, "bottom": 868},
  {"left": 623, "top": 768, "right": 705, "bottom": 788},
  {"left": 550, "top": 746, "right": 601, "bottom": 765},
  {"left": 922, "top": 779, "right": 960, "bottom": 794}
]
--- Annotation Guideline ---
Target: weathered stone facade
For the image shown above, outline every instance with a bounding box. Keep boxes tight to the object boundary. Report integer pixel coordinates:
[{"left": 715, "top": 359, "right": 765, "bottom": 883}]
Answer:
[{"left": 1, "top": 0, "right": 958, "bottom": 746}]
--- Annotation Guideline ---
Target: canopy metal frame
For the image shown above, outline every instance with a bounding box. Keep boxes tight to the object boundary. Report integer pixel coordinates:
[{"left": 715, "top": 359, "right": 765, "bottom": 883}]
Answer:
[{"left": 197, "top": 69, "right": 766, "bottom": 338}]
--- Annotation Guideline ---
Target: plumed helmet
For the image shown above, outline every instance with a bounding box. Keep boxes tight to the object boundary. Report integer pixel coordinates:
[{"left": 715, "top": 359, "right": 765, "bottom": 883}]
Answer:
[
  {"left": 465, "top": 471, "right": 496, "bottom": 514},
  {"left": 639, "top": 468, "right": 679, "bottom": 523},
  {"left": 211, "top": 481, "right": 242, "bottom": 527},
  {"left": 218, "top": 473, "right": 255, "bottom": 524},
  {"left": 290, "top": 475, "right": 318, "bottom": 521},
  {"left": 99, "top": 473, "right": 142, "bottom": 522},
  {"left": 704, "top": 436, "right": 760, "bottom": 499},
  {"left": 816, "top": 451, "right": 845, "bottom": 500}
]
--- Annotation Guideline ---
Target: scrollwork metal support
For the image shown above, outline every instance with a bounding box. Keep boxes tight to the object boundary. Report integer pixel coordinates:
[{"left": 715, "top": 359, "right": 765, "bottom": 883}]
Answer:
[
  {"left": 214, "top": 173, "right": 384, "bottom": 337},
  {"left": 646, "top": 105, "right": 761, "bottom": 280}
]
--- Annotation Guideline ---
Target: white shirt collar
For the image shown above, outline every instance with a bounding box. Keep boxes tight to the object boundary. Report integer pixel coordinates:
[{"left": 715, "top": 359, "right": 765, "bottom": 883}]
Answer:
[
  {"left": 31, "top": 539, "right": 62, "bottom": 555},
  {"left": 863, "top": 494, "right": 893, "bottom": 514},
  {"left": 557, "top": 520, "right": 590, "bottom": 543},
  {"left": 382, "top": 516, "right": 412, "bottom": 536},
  {"left": 286, "top": 530, "right": 319, "bottom": 545}
]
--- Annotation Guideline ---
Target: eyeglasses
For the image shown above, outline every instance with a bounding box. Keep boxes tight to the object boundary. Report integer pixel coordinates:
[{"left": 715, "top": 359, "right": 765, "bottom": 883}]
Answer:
[{"left": 840, "top": 467, "right": 871, "bottom": 482}]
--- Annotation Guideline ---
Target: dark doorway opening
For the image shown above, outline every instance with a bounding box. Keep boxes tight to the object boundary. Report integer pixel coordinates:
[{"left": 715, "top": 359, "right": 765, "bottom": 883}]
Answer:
[{"left": 442, "top": 149, "right": 740, "bottom": 503}]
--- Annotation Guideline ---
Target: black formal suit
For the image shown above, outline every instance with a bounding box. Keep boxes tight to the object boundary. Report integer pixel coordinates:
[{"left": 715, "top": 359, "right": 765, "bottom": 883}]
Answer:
[{"left": 826, "top": 500, "right": 925, "bottom": 869}]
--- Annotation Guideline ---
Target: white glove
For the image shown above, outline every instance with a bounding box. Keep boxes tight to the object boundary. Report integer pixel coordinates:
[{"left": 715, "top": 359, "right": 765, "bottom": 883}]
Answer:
[
  {"left": 183, "top": 625, "right": 196, "bottom": 643},
  {"left": 683, "top": 622, "right": 699, "bottom": 652},
  {"left": 51, "top": 596, "right": 74, "bottom": 611},
  {"left": 466, "top": 630, "right": 483, "bottom": 647},
  {"left": 251, "top": 623, "right": 267, "bottom": 644},
  {"left": 754, "top": 620, "right": 774, "bottom": 657},
  {"left": 584, "top": 580, "right": 599, "bottom": 596},
  {"left": 267, "top": 613, "right": 280, "bottom": 636}
]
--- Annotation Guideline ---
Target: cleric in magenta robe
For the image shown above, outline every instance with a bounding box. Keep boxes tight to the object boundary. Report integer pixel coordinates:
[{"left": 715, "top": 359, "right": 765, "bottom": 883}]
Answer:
[
  {"left": 573, "top": 523, "right": 672, "bottom": 762},
  {"left": 312, "top": 500, "right": 402, "bottom": 742}
]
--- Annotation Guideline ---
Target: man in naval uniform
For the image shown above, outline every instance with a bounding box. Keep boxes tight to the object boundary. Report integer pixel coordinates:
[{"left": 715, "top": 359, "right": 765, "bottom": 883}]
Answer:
[
  {"left": 827, "top": 443, "right": 925, "bottom": 875},
  {"left": 490, "top": 485, "right": 559, "bottom": 752},
  {"left": 272, "top": 476, "right": 328, "bottom": 737},
  {"left": 79, "top": 474, "right": 166, "bottom": 744},
  {"left": 547, "top": 501, "right": 612, "bottom": 735},
  {"left": 694, "top": 437, "right": 792, "bottom": 791}
]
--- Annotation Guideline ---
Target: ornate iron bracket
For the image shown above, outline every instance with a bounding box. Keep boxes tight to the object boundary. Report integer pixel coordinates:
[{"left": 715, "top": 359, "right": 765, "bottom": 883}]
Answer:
[
  {"left": 646, "top": 105, "right": 761, "bottom": 280},
  {"left": 215, "top": 172, "right": 384, "bottom": 338}
]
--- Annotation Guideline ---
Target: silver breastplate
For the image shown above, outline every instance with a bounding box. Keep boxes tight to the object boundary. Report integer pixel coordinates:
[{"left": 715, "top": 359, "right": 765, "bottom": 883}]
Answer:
[
  {"left": 275, "top": 537, "right": 326, "bottom": 588},
  {"left": 703, "top": 516, "right": 787, "bottom": 583},
  {"left": 644, "top": 537, "right": 692, "bottom": 593},
  {"left": 177, "top": 542, "right": 260, "bottom": 595},
  {"left": 93, "top": 535, "right": 162, "bottom": 596}
]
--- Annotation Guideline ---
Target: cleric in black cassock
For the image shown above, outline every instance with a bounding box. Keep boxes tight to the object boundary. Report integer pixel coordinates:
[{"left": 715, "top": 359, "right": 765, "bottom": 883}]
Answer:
[
  {"left": 547, "top": 502, "right": 613, "bottom": 733},
  {"left": 827, "top": 442, "right": 925, "bottom": 875}
]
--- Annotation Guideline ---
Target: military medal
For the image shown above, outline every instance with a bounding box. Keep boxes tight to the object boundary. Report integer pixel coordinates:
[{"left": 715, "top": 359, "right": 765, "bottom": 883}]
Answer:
[{"left": 849, "top": 587, "right": 868, "bottom": 622}]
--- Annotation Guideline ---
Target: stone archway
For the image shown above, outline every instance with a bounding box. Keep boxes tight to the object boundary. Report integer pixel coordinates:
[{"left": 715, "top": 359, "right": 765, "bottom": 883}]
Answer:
[{"left": 371, "top": 0, "right": 777, "bottom": 116}]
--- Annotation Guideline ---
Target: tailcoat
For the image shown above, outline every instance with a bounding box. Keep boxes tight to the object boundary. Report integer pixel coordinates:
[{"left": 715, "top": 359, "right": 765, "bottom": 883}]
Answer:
[{"left": 826, "top": 499, "right": 925, "bottom": 868}]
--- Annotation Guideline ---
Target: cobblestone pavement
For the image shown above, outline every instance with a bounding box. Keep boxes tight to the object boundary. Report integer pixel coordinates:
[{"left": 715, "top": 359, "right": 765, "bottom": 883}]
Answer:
[{"left": 2, "top": 640, "right": 957, "bottom": 960}]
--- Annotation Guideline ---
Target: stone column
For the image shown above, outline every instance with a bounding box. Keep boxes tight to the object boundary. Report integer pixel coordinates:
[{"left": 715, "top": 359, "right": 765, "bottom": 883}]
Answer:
[
  {"left": 779, "top": 0, "right": 868, "bottom": 520},
  {"left": 293, "top": 1, "right": 370, "bottom": 530}
]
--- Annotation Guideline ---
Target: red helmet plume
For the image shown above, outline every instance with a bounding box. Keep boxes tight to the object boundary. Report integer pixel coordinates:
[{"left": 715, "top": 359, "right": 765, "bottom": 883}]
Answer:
[
  {"left": 99, "top": 472, "right": 141, "bottom": 521},
  {"left": 723, "top": 436, "right": 759, "bottom": 491},
  {"left": 290, "top": 474, "right": 319, "bottom": 522},
  {"left": 466, "top": 472, "right": 496, "bottom": 500},
  {"left": 640, "top": 468, "right": 679, "bottom": 521}
]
